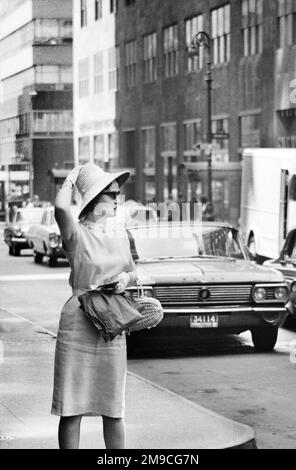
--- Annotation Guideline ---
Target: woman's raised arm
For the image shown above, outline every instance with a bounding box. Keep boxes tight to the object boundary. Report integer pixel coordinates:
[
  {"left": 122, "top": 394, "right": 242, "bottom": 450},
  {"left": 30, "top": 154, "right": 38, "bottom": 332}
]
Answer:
[{"left": 55, "top": 166, "right": 82, "bottom": 251}]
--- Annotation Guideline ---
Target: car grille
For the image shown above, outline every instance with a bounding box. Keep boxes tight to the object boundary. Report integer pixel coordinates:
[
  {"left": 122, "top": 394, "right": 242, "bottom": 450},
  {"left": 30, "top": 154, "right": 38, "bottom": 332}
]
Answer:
[{"left": 153, "top": 285, "right": 253, "bottom": 305}]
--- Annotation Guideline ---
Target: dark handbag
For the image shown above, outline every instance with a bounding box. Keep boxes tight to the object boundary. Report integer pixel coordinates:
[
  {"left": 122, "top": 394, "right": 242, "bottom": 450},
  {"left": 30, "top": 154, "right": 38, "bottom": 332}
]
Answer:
[{"left": 78, "top": 287, "right": 143, "bottom": 342}]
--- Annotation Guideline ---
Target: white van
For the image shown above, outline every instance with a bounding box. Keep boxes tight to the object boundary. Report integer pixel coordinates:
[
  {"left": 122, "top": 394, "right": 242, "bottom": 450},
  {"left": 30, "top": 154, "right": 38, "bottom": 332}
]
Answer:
[{"left": 240, "top": 148, "right": 296, "bottom": 260}]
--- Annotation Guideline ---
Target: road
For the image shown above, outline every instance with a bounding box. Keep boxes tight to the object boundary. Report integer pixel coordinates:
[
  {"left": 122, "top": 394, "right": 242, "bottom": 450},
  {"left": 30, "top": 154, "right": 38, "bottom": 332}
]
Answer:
[{"left": 0, "top": 232, "right": 296, "bottom": 449}]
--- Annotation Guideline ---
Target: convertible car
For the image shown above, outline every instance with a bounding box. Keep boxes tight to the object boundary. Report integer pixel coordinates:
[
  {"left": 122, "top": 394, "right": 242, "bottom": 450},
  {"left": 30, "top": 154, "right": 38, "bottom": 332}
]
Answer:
[{"left": 126, "top": 222, "right": 290, "bottom": 352}]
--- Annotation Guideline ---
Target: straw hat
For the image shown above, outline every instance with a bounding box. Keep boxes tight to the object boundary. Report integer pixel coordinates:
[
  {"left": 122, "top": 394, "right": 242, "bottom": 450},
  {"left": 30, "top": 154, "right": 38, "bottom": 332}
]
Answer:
[{"left": 76, "top": 163, "right": 130, "bottom": 218}]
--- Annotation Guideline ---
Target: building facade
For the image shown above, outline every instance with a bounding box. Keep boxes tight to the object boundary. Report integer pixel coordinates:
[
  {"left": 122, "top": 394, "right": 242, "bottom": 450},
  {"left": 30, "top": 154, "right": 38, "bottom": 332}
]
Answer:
[
  {"left": 73, "top": 0, "right": 296, "bottom": 225},
  {"left": 0, "top": 0, "right": 73, "bottom": 220}
]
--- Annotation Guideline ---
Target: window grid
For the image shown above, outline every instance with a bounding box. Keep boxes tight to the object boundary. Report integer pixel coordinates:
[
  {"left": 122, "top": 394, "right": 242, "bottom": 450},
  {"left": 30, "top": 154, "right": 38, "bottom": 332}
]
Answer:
[
  {"left": 94, "top": 51, "right": 104, "bottom": 94},
  {"left": 81, "top": 0, "right": 87, "bottom": 27},
  {"left": 277, "top": 0, "right": 296, "bottom": 48},
  {"left": 211, "top": 4, "right": 231, "bottom": 64},
  {"left": 183, "top": 120, "right": 202, "bottom": 162},
  {"left": 185, "top": 15, "right": 203, "bottom": 72},
  {"left": 109, "top": 46, "right": 119, "bottom": 91},
  {"left": 163, "top": 24, "right": 179, "bottom": 78},
  {"left": 110, "top": 0, "right": 118, "bottom": 13},
  {"left": 125, "top": 40, "right": 137, "bottom": 88},
  {"left": 143, "top": 32, "right": 157, "bottom": 83},
  {"left": 78, "top": 58, "right": 89, "bottom": 98},
  {"left": 95, "top": 0, "right": 103, "bottom": 20},
  {"left": 241, "top": 0, "right": 263, "bottom": 56}
]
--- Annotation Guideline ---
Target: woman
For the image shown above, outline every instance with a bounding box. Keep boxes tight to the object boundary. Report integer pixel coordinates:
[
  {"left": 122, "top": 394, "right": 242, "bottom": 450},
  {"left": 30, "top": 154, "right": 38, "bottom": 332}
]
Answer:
[{"left": 51, "top": 163, "right": 138, "bottom": 449}]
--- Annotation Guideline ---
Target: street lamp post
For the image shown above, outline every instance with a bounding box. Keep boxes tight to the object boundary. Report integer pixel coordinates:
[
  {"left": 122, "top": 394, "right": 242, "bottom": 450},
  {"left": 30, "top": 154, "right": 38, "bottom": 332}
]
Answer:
[
  {"left": 188, "top": 31, "right": 213, "bottom": 203},
  {"left": 28, "top": 90, "right": 37, "bottom": 199}
]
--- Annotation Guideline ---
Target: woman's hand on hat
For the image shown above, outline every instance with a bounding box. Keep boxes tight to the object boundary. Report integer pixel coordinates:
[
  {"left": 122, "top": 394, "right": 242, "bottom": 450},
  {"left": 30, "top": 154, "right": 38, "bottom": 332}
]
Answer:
[
  {"left": 66, "top": 165, "right": 83, "bottom": 186},
  {"left": 112, "top": 272, "right": 130, "bottom": 294}
]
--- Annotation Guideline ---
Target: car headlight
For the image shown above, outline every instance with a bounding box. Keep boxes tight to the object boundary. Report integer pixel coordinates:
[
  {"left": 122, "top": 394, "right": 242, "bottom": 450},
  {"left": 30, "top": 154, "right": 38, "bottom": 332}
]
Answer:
[
  {"left": 253, "top": 287, "right": 267, "bottom": 302},
  {"left": 49, "top": 233, "right": 59, "bottom": 248},
  {"left": 274, "top": 286, "right": 289, "bottom": 302},
  {"left": 291, "top": 281, "right": 296, "bottom": 293},
  {"left": 15, "top": 229, "right": 23, "bottom": 237}
]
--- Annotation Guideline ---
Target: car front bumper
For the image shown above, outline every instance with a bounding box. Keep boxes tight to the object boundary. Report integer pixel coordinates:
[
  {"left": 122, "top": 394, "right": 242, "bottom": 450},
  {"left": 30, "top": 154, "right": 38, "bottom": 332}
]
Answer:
[
  {"left": 11, "top": 237, "right": 30, "bottom": 248},
  {"left": 158, "top": 305, "right": 289, "bottom": 331}
]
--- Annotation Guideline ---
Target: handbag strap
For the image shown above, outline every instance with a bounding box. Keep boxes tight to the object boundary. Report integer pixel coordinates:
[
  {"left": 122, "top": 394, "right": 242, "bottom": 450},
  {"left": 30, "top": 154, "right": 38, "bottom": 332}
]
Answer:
[{"left": 136, "top": 279, "right": 144, "bottom": 300}]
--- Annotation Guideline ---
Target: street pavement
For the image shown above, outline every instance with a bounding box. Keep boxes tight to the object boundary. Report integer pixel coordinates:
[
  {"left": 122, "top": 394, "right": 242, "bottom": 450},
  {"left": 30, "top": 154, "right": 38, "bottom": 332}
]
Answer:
[{"left": 0, "top": 305, "right": 256, "bottom": 449}]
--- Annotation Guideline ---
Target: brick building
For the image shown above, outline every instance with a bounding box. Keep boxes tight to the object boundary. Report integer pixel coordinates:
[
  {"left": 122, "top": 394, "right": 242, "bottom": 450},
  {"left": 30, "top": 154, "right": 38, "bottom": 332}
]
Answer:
[
  {"left": 73, "top": 0, "right": 296, "bottom": 224},
  {"left": 0, "top": 0, "right": 73, "bottom": 220}
]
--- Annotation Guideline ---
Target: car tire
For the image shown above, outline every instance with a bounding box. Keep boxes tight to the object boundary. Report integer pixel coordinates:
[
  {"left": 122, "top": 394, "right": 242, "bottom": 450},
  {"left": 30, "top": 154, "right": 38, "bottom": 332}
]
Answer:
[
  {"left": 48, "top": 256, "right": 57, "bottom": 267},
  {"left": 13, "top": 244, "right": 20, "bottom": 256},
  {"left": 34, "top": 252, "right": 43, "bottom": 264},
  {"left": 251, "top": 326, "right": 278, "bottom": 352}
]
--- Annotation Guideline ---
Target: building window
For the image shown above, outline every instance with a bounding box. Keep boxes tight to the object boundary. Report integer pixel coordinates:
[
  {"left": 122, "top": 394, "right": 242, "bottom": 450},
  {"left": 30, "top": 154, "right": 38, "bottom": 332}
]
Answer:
[
  {"left": 108, "top": 132, "right": 119, "bottom": 168},
  {"left": 79, "top": 136, "right": 90, "bottom": 163},
  {"left": 35, "top": 19, "right": 72, "bottom": 44},
  {"left": 183, "top": 120, "right": 202, "bottom": 162},
  {"left": 143, "top": 32, "right": 157, "bottom": 83},
  {"left": 110, "top": 0, "right": 118, "bottom": 13},
  {"left": 126, "top": 0, "right": 135, "bottom": 5},
  {"left": 94, "top": 134, "right": 105, "bottom": 166},
  {"left": 95, "top": 0, "right": 103, "bottom": 20},
  {"left": 242, "top": 0, "right": 263, "bottom": 56},
  {"left": 211, "top": 118, "right": 229, "bottom": 162},
  {"left": 278, "top": 0, "right": 296, "bottom": 47},
  {"left": 163, "top": 24, "right": 179, "bottom": 78},
  {"left": 142, "top": 127, "right": 156, "bottom": 202},
  {"left": 33, "top": 111, "right": 73, "bottom": 134},
  {"left": 78, "top": 58, "right": 89, "bottom": 97},
  {"left": 81, "top": 0, "right": 87, "bottom": 27},
  {"left": 185, "top": 15, "right": 203, "bottom": 72},
  {"left": 35, "top": 65, "right": 72, "bottom": 84},
  {"left": 125, "top": 40, "right": 137, "bottom": 88},
  {"left": 94, "top": 52, "right": 104, "bottom": 94},
  {"left": 240, "top": 114, "right": 261, "bottom": 147},
  {"left": 109, "top": 46, "right": 119, "bottom": 90},
  {"left": 211, "top": 4, "right": 231, "bottom": 64},
  {"left": 161, "top": 123, "right": 177, "bottom": 201}
]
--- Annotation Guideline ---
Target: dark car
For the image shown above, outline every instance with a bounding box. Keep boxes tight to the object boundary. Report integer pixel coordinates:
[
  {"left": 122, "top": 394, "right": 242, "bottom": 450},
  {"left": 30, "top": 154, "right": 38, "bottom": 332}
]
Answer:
[
  {"left": 126, "top": 222, "right": 290, "bottom": 352},
  {"left": 263, "top": 228, "right": 296, "bottom": 319},
  {"left": 4, "top": 207, "right": 44, "bottom": 256}
]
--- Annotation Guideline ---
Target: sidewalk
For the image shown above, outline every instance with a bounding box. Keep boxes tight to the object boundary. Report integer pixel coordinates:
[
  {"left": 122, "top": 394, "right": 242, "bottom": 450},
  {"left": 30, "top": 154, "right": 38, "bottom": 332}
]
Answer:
[{"left": 0, "top": 307, "right": 256, "bottom": 449}]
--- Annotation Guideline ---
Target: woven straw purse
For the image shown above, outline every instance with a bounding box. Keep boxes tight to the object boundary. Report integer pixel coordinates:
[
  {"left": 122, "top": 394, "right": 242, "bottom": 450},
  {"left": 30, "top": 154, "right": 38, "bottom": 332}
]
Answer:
[{"left": 129, "top": 281, "right": 164, "bottom": 332}]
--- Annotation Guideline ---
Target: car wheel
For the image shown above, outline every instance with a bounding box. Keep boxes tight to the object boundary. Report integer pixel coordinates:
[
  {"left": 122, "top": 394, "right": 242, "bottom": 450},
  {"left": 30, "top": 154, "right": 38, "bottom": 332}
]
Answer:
[
  {"left": 13, "top": 244, "right": 20, "bottom": 256},
  {"left": 34, "top": 252, "right": 43, "bottom": 264},
  {"left": 48, "top": 256, "right": 57, "bottom": 267},
  {"left": 251, "top": 326, "right": 278, "bottom": 352}
]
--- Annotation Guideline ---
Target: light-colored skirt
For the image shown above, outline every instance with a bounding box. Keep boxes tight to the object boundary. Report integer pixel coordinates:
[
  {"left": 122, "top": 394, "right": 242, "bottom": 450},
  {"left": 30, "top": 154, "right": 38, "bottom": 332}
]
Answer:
[{"left": 51, "top": 295, "right": 127, "bottom": 418}]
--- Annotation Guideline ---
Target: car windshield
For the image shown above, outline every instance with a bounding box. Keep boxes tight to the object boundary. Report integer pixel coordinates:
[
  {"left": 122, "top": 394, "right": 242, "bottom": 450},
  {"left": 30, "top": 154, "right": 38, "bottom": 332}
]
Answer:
[
  {"left": 15, "top": 209, "right": 43, "bottom": 224},
  {"left": 127, "top": 224, "right": 247, "bottom": 261}
]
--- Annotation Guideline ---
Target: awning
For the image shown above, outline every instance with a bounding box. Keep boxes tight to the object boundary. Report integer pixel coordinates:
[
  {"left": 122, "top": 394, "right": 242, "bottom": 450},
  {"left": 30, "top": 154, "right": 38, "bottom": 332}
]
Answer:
[{"left": 48, "top": 168, "right": 71, "bottom": 179}]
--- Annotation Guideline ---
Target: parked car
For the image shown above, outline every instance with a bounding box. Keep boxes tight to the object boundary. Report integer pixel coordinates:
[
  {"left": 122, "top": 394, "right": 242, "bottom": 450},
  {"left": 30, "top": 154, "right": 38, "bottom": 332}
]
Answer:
[
  {"left": 263, "top": 228, "right": 296, "bottom": 319},
  {"left": 26, "top": 205, "right": 79, "bottom": 267},
  {"left": 126, "top": 222, "right": 290, "bottom": 352},
  {"left": 4, "top": 207, "right": 44, "bottom": 256}
]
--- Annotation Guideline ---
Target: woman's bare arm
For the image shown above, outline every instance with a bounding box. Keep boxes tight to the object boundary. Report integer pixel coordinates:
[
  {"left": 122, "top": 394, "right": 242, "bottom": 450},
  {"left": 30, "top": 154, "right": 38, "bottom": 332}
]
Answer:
[{"left": 55, "top": 166, "right": 81, "bottom": 252}]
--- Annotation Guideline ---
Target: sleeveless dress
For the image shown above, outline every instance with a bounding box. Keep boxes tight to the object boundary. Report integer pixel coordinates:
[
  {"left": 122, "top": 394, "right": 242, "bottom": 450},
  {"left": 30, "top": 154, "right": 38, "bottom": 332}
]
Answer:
[{"left": 51, "top": 219, "right": 135, "bottom": 418}]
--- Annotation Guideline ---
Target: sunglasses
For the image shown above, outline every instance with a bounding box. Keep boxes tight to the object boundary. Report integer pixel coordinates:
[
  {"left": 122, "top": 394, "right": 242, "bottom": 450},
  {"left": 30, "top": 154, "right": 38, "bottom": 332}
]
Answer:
[{"left": 101, "top": 191, "right": 120, "bottom": 200}]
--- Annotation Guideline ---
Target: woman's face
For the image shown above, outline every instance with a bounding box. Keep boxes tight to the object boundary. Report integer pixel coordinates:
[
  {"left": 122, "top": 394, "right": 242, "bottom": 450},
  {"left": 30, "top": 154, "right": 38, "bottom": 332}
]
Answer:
[{"left": 93, "top": 181, "right": 120, "bottom": 219}]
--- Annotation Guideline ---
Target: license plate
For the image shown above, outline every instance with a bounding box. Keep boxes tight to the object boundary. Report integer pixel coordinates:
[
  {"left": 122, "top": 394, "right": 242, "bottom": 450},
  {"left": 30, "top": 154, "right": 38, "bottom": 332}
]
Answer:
[{"left": 190, "top": 314, "right": 219, "bottom": 328}]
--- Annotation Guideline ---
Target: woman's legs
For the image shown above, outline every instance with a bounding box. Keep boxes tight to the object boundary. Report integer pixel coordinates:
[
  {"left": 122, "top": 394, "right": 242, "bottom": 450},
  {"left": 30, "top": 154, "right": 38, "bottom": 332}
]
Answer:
[
  {"left": 102, "top": 415, "right": 125, "bottom": 449},
  {"left": 58, "top": 415, "right": 82, "bottom": 449}
]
